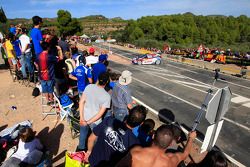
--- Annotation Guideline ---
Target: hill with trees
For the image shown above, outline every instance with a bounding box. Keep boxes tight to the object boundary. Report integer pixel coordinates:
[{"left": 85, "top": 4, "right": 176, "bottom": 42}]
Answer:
[{"left": 111, "top": 13, "right": 250, "bottom": 52}]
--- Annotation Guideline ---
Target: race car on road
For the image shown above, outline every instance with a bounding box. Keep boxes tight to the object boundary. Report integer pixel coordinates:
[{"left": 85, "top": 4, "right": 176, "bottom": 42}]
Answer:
[{"left": 132, "top": 54, "right": 162, "bottom": 65}]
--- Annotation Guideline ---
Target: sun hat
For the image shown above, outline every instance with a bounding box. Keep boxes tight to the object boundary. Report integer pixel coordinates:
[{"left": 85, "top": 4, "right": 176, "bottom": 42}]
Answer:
[{"left": 119, "top": 70, "right": 132, "bottom": 85}]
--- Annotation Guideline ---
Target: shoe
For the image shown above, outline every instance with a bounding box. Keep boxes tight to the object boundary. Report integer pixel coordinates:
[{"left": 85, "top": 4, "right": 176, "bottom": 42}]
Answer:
[{"left": 75, "top": 146, "right": 86, "bottom": 152}]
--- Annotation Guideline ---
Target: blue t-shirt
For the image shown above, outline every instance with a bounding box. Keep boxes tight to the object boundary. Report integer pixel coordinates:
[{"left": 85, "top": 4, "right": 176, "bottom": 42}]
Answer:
[
  {"left": 71, "top": 65, "right": 92, "bottom": 92},
  {"left": 12, "top": 40, "right": 22, "bottom": 58},
  {"left": 89, "top": 117, "right": 139, "bottom": 167},
  {"left": 132, "top": 126, "right": 152, "bottom": 147},
  {"left": 92, "top": 62, "right": 107, "bottom": 83},
  {"left": 9, "top": 27, "right": 16, "bottom": 35},
  {"left": 30, "top": 28, "right": 43, "bottom": 56}
]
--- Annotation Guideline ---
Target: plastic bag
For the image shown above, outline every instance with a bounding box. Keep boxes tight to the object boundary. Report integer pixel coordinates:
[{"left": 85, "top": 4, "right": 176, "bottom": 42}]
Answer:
[{"left": 65, "top": 151, "right": 89, "bottom": 167}]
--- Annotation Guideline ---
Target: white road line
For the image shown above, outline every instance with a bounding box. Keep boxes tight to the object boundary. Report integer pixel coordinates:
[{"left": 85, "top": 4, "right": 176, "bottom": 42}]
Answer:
[
  {"left": 166, "top": 63, "right": 198, "bottom": 74},
  {"left": 132, "top": 96, "right": 246, "bottom": 167},
  {"left": 243, "top": 103, "right": 250, "bottom": 108},
  {"left": 149, "top": 72, "right": 187, "bottom": 79},
  {"left": 112, "top": 68, "right": 250, "bottom": 131},
  {"left": 173, "top": 80, "right": 211, "bottom": 88},
  {"left": 218, "top": 79, "right": 250, "bottom": 90},
  {"left": 231, "top": 96, "right": 250, "bottom": 103},
  {"left": 98, "top": 46, "right": 250, "bottom": 131}
]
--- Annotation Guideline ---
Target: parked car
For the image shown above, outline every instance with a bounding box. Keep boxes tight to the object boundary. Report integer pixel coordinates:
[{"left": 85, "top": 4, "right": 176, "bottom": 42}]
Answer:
[{"left": 132, "top": 54, "right": 162, "bottom": 65}]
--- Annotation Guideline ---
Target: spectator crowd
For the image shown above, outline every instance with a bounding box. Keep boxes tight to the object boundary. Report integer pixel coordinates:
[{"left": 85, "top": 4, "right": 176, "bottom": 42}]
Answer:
[{"left": 0, "top": 15, "right": 229, "bottom": 167}]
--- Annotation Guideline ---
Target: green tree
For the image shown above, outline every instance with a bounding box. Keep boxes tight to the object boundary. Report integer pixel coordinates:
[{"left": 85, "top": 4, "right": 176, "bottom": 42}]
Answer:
[
  {"left": 0, "top": 7, "right": 7, "bottom": 23},
  {"left": 57, "top": 10, "right": 82, "bottom": 36},
  {"left": 129, "top": 26, "right": 144, "bottom": 41}
]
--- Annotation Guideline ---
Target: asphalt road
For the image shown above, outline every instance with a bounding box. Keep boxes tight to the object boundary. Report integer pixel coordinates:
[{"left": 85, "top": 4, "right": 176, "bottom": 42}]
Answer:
[{"left": 95, "top": 43, "right": 250, "bottom": 166}]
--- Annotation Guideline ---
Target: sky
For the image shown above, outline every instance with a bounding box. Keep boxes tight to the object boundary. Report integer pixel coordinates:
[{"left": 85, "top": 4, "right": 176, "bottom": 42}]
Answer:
[{"left": 1, "top": 0, "right": 250, "bottom": 19}]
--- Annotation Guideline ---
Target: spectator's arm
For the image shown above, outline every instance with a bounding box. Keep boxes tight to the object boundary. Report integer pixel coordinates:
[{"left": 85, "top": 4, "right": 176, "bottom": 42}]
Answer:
[
  {"left": 170, "top": 131, "right": 196, "bottom": 166},
  {"left": 86, "top": 106, "right": 106, "bottom": 125},
  {"left": 88, "top": 77, "right": 93, "bottom": 84},
  {"left": 56, "top": 46, "right": 63, "bottom": 60},
  {"left": 79, "top": 93, "right": 87, "bottom": 125},
  {"left": 69, "top": 74, "right": 77, "bottom": 80}
]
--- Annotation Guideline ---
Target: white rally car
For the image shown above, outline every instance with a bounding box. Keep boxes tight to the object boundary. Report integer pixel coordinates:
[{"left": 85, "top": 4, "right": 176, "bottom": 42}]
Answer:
[{"left": 132, "top": 54, "right": 162, "bottom": 65}]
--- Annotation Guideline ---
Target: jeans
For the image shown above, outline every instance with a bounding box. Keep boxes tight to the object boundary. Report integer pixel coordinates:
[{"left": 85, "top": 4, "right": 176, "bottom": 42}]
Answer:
[
  {"left": 20, "top": 52, "right": 33, "bottom": 78},
  {"left": 113, "top": 106, "right": 128, "bottom": 122},
  {"left": 78, "top": 123, "right": 96, "bottom": 150}
]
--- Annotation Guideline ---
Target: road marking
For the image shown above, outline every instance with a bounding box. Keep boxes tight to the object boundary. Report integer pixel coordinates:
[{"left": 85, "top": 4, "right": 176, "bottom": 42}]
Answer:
[
  {"left": 243, "top": 103, "right": 250, "bottom": 108},
  {"left": 218, "top": 79, "right": 250, "bottom": 91},
  {"left": 98, "top": 45, "right": 250, "bottom": 131},
  {"left": 165, "top": 62, "right": 198, "bottom": 74},
  {"left": 172, "top": 80, "right": 211, "bottom": 88},
  {"left": 132, "top": 96, "right": 246, "bottom": 167},
  {"left": 112, "top": 68, "right": 250, "bottom": 131},
  {"left": 231, "top": 96, "right": 250, "bottom": 103}
]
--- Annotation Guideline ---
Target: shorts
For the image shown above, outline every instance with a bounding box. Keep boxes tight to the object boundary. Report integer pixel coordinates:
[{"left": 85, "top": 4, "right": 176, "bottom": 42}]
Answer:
[{"left": 41, "top": 80, "right": 54, "bottom": 93}]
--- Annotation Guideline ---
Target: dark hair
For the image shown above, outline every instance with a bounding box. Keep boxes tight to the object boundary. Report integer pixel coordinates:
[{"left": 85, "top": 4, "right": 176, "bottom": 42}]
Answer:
[
  {"left": 140, "top": 119, "right": 155, "bottom": 135},
  {"left": 197, "top": 149, "right": 228, "bottom": 167},
  {"left": 171, "top": 124, "right": 182, "bottom": 142},
  {"left": 41, "top": 41, "right": 49, "bottom": 50},
  {"left": 19, "top": 127, "right": 35, "bottom": 143},
  {"left": 126, "top": 105, "right": 147, "bottom": 128},
  {"left": 109, "top": 72, "right": 118, "bottom": 81},
  {"left": 22, "top": 28, "right": 27, "bottom": 34},
  {"left": 32, "top": 16, "right": 43, "bottom": 26},
  {"left": 98, "top": 72, "right": 110, "bottom": 86},
  {"left": 48, "top": 36, "right": 59, "bottom": 55},
  {"left": 6, "top": 33, "right": 14, "bottom": 42},
  {"left": 71, "top": 46, "right": 78, "bottom": 55},
  {"left": 153, "top": 125, "right": 173, "bottom": 149},
  {"left": 82, "top": 50, "right": 88, "bottom": 57}
]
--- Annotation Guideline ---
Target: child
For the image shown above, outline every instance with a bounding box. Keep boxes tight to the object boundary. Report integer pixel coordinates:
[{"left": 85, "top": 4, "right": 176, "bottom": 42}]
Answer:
[
  {"left": 4, "top": 33, "right": 17, "bottom": 71},
  {"left": 133, "top": 119, "right": 155, "bottom": 146},
  {"left": 1, "top": 127, "right": 43, "bottom": 167}
]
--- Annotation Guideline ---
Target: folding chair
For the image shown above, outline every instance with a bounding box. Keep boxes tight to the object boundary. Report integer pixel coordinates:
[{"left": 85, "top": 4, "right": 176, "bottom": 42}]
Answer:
[
  {"left": 53, "top": 92, "right": 74, "bottom": 121},
  {"left": 41, "top": 94, "right": 57, "bottom": 120}
]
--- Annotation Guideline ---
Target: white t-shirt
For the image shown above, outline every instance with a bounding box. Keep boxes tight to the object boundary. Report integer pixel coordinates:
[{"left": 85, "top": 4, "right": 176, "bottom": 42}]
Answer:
[
  {"left": 19, "top": 34, "right": 31, "bottom": 53},
  {"left": 83, "top": 84, "right": 111, "bottom": 125},
  {"left": 12, "top": 138, "right": 43, "bottom": 163}
]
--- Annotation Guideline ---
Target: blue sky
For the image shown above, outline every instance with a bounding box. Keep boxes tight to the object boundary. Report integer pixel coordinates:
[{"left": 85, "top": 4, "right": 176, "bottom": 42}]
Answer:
[{"left": 2, "top": 0, "right": 250, "bottom": 19}]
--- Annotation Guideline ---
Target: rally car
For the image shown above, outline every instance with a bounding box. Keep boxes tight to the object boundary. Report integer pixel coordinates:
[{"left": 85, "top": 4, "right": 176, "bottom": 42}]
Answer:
[{"left": 132, "top": 54, "right": 162, "bottom": 65}]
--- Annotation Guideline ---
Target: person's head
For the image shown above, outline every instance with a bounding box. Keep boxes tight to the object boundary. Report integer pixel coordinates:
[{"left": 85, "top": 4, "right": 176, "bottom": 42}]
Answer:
[
  {"left": 41, "top": 41, "right": 49, "bottom": 51},
  {"left": 198, "top": 149, "right": 228, "bottom": 167},
  {"left": 126, "top": 105, "right": 147, "bottom": 128},
  {"left": 49, "top": 35, "right": 59, "bottom": 46},
  {"left": 153, "top": 125, "right": 174, "bottom": 150},
  {"left": 99, "top": 54, "right": 107, "bottom": 63},
  {"left": 71, "top": 46, "right": 78, "bottom": 55},
  {"left": 98, "top": 72, "right": 110, "bottom": 86},
  {"left": 109, "top": 72, "right": 118, "bottom": 81},
  {"left": 19, "top": 127, "right": 35, "bottom": 143},
  {"left": 32, "top": 15, "right": 43, "bottom": 26},
  {"left": 82, "top": 50, "right": 88, "bottom": 57},
  {"left": 140, "top": 119, "right": 155, "bottom": 135},
  {"left": 10, "top": 24, "right": 14, "bottom": 27},
  {"left": 171, "top": 124, "right": 182, "bottom": 143},
  {"left": 22, "top": 28, "right": 27, "bottom": 34},
  {"left": 119, "top": 70, "right": 132, "bottom": 86},
  {"left": 6, "top": 33, "right": 14, "bottom": 42}
]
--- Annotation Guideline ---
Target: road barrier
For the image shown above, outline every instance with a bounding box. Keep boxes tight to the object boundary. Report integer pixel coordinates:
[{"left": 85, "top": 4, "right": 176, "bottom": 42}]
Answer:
[{"left": 165, "top": 55, "right": 250, "bottom": 79}]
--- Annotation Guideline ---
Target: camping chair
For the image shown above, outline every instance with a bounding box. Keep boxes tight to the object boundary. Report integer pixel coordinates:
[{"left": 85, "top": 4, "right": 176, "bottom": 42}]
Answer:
[{"left": 53, "top": 92, "right": 74, "bottom": 121}]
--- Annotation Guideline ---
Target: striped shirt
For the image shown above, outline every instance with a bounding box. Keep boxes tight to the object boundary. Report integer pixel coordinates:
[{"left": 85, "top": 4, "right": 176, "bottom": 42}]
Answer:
[{"left": 111, "top": 83, "right": 133, "bottom": 109}]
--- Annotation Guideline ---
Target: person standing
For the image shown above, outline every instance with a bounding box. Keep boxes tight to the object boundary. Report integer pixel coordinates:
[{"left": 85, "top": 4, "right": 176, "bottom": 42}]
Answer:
[
  {"left": 77, "top": 72, "right": 111, "bottom": 151},
  {"left": 4, "top": 33, "right": 17, "bottom": 71},
  {"left": 111, "top": 70, "right": 135, "bottom": 121},
  {"left": 69, "top": 55, "right": 93, "bottom": 97},
  {"left": 19, "top": 28, "right": 33, "bottom": 79},
  {"left": 92, "top": 55, "right": 107, "bottom": 83},
  {"left": 30, "top": 16, "right": 43, "bottom": 59},
  {"left": 86, "top": 105, "right": 147, "bottom": 167}
]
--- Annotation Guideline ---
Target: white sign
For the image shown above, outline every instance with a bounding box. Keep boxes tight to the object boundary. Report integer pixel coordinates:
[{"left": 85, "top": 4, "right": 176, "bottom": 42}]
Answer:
[{"left": 201, "top": 120, "right": 224, "bottom": 153}]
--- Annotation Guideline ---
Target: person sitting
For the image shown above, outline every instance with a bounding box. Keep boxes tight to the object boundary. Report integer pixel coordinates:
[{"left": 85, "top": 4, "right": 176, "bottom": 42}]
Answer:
[
  {"left": 132, "top": 119, "right": 155, "bottom": 147},
  {"left": 1, "top": 127, "right": 43, "bottom": 167}
]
